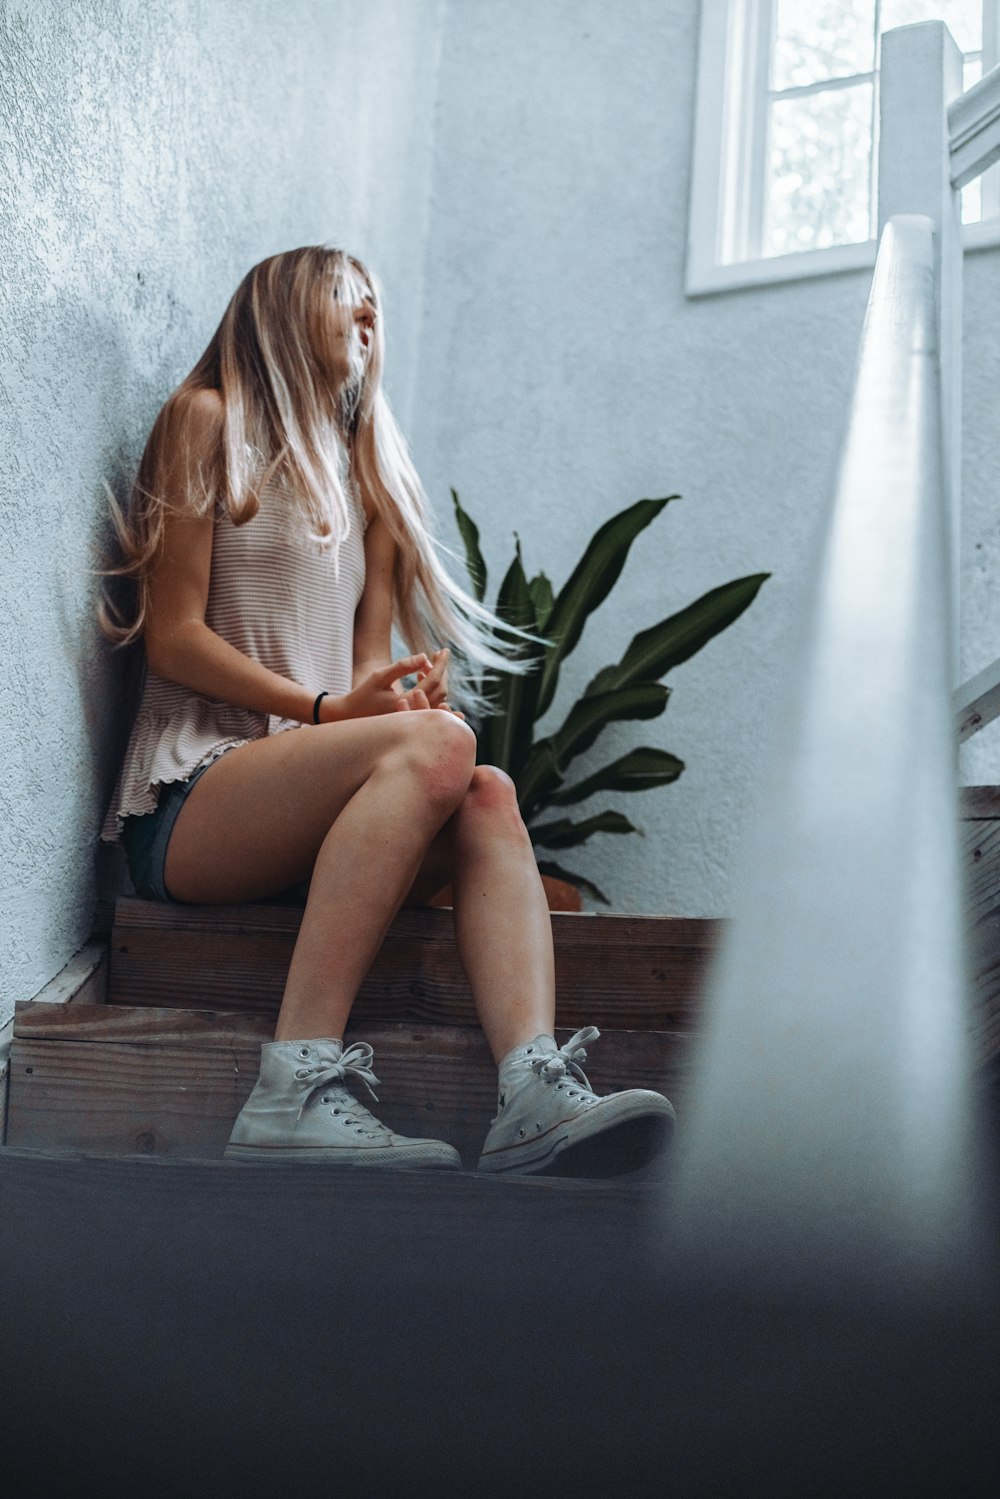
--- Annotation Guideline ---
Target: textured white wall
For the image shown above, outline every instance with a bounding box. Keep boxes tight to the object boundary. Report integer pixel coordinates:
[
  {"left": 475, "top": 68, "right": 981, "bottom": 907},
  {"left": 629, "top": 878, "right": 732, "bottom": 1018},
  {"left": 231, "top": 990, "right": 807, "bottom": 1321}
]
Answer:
[
  {"left": 409, "top": 0, "right": 1000, "bottom": 916},
  {"left": 0, "top": 0, "right": 444, "bottom": 1023},
  {"left": 2, "top": 0, "right": 996, "bottom": 1020}
]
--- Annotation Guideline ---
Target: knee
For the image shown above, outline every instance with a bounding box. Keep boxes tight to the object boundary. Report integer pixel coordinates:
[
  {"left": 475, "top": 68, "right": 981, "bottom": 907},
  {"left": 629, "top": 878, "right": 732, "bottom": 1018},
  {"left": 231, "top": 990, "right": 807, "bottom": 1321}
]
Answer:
[
  {"left": 394, "top": 711, "right": 477, "bottom": 809},
  {"left": 459, "top": 765, "right": 527, "bottom": 833}
]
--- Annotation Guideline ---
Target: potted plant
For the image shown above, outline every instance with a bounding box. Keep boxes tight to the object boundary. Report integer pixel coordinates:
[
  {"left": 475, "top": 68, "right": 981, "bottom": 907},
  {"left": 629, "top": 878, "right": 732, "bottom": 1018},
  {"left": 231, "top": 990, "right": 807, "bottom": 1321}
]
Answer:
[{"left": 441, "top": 489, "right": 769, "bottom": 909}]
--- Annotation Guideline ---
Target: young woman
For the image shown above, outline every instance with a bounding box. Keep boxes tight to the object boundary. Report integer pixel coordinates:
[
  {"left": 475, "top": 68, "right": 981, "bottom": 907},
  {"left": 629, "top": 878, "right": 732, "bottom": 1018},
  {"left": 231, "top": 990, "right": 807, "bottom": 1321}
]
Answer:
[{"left": 101, "top": 245, "right": 674, "bottom": 1175}]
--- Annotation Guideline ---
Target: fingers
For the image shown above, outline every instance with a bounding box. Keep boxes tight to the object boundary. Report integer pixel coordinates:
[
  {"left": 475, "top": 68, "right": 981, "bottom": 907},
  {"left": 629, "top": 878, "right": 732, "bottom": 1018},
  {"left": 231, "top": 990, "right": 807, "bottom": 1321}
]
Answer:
[
  {"left": 377, "top": 654, "right": 432, "bottom": 687},
  {"left": 405, "top": 687, "right": 431, "bottom": 711},
  {"left": 417, "top": 647, "right": 449, "bottom": 687},
  {"left": 417, "top": 648, "right": 450, "bottom": 706}
]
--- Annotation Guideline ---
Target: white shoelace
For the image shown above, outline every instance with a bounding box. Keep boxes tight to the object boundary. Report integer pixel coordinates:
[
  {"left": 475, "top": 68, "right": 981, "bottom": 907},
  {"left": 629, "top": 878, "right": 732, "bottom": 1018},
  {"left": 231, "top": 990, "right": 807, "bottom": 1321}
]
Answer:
[
  {"left": 532, "top": 1025, "right": 601, "bottom": 1091},
  {"left": 294, "top": 1041, "right": 381, "bottom": 1121}
]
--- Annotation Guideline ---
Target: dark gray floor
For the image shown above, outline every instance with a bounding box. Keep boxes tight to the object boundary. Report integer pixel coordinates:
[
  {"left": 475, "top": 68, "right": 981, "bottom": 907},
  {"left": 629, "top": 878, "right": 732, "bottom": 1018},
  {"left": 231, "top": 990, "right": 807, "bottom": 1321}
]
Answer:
[{"left": 2, "top": 1147, "right": 998, "bottom": 1498}]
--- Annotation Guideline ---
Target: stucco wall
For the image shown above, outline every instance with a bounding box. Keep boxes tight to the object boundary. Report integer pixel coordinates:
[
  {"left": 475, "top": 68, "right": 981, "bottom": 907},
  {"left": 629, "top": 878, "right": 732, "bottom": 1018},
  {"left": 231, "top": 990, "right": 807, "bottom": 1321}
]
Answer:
[
  {"left": 0, "top": 0, "right": 444, "bottom": 1024},
  {"left": 409, "top": 0, "right": 1000, "bottom": 916},
  {"left": 2, "top": 0, "right": 996, "bottom": 1023}
]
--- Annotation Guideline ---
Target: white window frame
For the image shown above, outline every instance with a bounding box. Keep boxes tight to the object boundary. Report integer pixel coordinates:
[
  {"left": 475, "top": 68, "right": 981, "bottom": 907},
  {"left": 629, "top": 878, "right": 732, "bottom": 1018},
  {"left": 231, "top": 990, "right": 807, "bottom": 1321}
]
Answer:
[{"left": 687, "top": 0, "right": 1000, "bottom": 297}]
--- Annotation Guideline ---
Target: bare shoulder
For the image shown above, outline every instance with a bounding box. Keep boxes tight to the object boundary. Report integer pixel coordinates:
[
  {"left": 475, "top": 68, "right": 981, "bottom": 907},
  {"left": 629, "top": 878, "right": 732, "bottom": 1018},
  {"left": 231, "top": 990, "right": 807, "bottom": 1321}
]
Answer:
[
  {"left": 157, "top": 386, "right": 224, "bottom": 517},
  {"left": 170, "top": 385, "right": 223, "bottom": 453}
]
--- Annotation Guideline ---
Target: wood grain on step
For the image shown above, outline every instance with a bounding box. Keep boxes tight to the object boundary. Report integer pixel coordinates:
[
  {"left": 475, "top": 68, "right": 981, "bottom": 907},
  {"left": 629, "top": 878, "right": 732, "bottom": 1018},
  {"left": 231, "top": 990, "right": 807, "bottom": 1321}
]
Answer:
[
  {"left": 7, "top": 1002, "right": 692, "bottom": 1167},
  {"left": 109, "top": 898, "right": 721, "bottom": 1030}
]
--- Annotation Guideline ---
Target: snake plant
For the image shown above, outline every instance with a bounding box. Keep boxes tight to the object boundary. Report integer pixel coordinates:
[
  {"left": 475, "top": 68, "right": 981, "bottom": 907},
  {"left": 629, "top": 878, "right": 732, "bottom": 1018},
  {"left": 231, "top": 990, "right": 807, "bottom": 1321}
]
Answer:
[{"left": 452, "top": 488, "right": 769, "bottom": 904}]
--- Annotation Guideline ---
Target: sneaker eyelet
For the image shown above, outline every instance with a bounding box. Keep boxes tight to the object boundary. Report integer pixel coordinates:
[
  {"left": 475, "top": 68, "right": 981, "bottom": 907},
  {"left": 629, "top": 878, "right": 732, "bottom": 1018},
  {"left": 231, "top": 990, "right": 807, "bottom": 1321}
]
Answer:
[
  {"left": 298, "top": 1048, "right": 311, "bottom": 1059},
  {"left": 526, "top": 1048, "right": 533, "bottom": 1054},
  {"left": 295, "top": 1069, "right": 309, "bottom": 1079},
  {"left": 535, "top": 1123, "right": 541, "bottom": 1131},
  {"left": 518, "top": 1129, "right": 525, "bottom": 1137}
]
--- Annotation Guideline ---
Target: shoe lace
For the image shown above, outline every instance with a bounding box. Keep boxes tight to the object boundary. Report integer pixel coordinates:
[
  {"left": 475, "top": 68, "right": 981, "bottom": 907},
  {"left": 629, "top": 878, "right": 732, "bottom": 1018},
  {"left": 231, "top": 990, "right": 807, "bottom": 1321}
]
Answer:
[
  {"left": 295, "top": 1041, "right": 381, "bottom": 1121},
  {"left": 532, "top": 1026, "right": 600, "bottom": 1091}
]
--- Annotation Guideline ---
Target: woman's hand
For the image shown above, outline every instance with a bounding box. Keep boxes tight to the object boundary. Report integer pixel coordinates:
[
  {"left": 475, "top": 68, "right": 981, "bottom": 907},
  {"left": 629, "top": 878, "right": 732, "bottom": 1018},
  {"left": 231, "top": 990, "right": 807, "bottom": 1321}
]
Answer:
[
  {"left": 329, "top": 654, "right": 434, "bottom": 720},
  {"left": 330, "top": 648, "right": 463, "bottom": 720},
  {"left": 398, "top": 648, "right": 464, "bottom": 717}
]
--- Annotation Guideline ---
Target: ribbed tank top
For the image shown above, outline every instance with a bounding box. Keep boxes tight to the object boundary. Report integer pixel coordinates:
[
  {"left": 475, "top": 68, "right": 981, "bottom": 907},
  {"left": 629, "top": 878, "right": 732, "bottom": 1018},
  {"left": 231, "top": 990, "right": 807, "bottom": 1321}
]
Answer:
[{"left": 101, "top": 477, "right": 367, "bottom": 841}]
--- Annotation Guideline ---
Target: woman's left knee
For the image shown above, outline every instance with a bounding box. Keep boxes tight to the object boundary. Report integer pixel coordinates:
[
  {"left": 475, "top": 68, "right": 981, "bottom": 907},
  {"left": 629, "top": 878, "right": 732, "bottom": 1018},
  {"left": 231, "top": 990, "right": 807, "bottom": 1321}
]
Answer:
[
  {"left": 464, "top": 767, "right": 521, "bottom": 815},
  {"left": 460, "top": 765, "right": 524, "bottom": 823}
]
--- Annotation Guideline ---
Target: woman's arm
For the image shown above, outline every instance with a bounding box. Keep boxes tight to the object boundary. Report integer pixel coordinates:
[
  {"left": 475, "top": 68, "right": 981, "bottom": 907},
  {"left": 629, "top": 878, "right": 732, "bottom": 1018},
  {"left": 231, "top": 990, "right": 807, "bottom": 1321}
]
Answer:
[
  {"left": 352, "top": 517, "right": 453, "bottom": 711},
  {"left": 144, "top": 390, "right": 425, "bottom": 724},
  {"left": 352, "top": 514, "right": 398, "bottom": 686}
]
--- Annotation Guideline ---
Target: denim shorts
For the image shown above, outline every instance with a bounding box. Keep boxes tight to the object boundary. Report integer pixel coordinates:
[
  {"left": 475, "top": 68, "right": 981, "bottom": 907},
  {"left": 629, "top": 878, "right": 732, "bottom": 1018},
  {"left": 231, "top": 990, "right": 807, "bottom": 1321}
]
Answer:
[{"left": 121, "top": 759, "right": 221, "bottom": 903}]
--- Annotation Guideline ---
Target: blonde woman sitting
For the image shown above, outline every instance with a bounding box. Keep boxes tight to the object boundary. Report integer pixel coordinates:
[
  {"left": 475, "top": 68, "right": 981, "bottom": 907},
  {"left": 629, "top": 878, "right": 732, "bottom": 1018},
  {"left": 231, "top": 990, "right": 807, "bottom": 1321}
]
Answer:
[{"left": 102, "top": 246, "right": 674, "bottom": 1175}]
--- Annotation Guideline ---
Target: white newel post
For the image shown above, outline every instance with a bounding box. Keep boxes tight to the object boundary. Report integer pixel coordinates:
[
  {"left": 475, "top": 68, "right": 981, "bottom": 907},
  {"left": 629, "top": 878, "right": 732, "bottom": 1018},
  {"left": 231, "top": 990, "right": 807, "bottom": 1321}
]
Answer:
[{"left": 878, "top": 21, "right": 964, "bottom": 686}]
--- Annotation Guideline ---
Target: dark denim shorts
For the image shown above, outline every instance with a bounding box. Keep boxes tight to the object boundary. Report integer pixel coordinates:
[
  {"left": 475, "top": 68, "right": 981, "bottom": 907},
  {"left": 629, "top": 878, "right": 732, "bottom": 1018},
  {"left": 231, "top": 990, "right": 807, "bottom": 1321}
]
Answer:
[{"left": 121, "top": 759, "right": 221, "bottom": 903}]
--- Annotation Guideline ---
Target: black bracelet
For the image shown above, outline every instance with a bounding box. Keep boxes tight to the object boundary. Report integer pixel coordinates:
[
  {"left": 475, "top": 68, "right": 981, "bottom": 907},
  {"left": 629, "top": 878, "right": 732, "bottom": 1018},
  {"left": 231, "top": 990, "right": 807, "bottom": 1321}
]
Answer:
[{"left": 312, "top": 691, "right": 330, "bottom": 724}]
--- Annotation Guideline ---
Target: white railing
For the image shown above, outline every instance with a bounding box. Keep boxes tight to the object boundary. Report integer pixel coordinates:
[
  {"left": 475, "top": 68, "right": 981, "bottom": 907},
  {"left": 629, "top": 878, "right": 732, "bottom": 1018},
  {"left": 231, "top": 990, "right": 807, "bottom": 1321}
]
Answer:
[
  {"left": 666, "top": 22, "right": 997, "bottom": 1290},
  {"left": 955, "top": 656, "right": 1000, "bottom": 741},
  {"left": 949, "top": 61, "right": 1000, "bottom": 188}
]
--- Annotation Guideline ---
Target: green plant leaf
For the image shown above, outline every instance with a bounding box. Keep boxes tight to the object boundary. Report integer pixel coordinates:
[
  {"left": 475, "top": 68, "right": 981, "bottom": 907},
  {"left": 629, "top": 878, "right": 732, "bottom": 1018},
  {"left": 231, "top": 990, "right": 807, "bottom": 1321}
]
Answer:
[
  {"left": 517, "top": 682, "right": 670, "bottom": 814},
  {"left": 550, "top": 682, "right": 670, "bottom": 767},
  {"left": 536, "top": 859, "right": 611, "bottom": 906},
  {"left": 534, "top": 496, "right": 679, "bottom": 720},
  {"left": 586, "top": 573, "right": 770, "bottom": 696},
  {"left": 480, "top": 542, "right": 544, "bottom": 776},
  {"left": 530, "top": 810, "right": 638, "bottom": 849},
  {"left": 527, "top": 571, "right": 555, "bottom": 632},
  {"left": 548, "top": 747, "right": 684, "bottom": 806},
  {"left": 451, "top": 487, "right": 487, "bottom": 602}
]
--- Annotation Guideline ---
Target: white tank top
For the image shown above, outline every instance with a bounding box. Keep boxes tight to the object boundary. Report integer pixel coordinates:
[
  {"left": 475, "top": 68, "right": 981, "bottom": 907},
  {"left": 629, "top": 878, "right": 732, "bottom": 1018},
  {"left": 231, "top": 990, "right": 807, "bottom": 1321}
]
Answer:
[{"left": 101, "top": 477, "right": 367, "bottom": 840}]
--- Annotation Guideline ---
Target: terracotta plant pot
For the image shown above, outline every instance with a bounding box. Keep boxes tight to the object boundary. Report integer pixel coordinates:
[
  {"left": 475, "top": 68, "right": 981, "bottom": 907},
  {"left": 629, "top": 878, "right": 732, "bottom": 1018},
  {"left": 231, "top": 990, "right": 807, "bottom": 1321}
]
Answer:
[{"left": 428, "top": 872, "right": 583, "bottom": 913}]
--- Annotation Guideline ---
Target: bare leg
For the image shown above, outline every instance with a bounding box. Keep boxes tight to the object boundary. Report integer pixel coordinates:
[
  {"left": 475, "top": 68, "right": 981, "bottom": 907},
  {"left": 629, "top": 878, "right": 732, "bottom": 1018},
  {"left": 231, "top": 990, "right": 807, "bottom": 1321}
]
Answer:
[
  {"left": 163, "top": 711, "right": 478, "bottom": 1041},
  {"left": 405, "top": 767, "right": 556, "bottom": 1064}
]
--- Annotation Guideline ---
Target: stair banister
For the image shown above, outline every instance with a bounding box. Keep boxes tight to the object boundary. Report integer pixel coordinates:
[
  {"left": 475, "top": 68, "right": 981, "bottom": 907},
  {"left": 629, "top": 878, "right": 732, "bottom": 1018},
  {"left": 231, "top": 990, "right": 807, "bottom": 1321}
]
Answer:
[
  {"left": 879, "top": 21, "right": 965, "bottom": 687},
  {"left": 954, "top": 653, "right": 1000, "bottom": 740},
  {"left": 665, "top": 22, "right": 991, "bottom": 1290},
  {"left": 665, "top": 215, "right": 975, "bottom": 1288},
  {"left": 948, "top": 56, "right": 1000, "bottom": 188}
]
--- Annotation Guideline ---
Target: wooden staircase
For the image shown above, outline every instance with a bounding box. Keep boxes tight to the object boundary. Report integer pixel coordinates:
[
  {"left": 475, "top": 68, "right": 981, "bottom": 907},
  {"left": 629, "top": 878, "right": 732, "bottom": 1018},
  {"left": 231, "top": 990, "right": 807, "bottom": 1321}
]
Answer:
[
  {"left": 5, "top": 785, "right": 1000, "bottom": 1165},
  {"left": 4, "top": 796, "right": 1000, "bottom": 1496},
  {"left": 4, "top": 898, "right": 720, "bottom": 1169}
]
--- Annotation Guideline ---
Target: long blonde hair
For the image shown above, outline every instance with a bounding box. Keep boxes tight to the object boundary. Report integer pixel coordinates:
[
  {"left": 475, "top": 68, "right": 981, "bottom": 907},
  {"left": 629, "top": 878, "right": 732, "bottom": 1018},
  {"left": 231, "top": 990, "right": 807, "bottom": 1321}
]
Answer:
[{"left": 101, "top": 245, "right": 525, "bottom": 705}]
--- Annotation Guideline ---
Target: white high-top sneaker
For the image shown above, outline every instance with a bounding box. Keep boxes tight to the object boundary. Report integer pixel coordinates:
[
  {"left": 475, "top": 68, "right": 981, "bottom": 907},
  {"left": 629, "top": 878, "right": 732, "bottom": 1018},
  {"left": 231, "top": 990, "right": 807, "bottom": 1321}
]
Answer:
[
  {"left": 225, "top": 1037, "right": 461, "bottom": 1170},
  {"left": 477, "top": 1027, "right": 675, "bottom": 1177}
]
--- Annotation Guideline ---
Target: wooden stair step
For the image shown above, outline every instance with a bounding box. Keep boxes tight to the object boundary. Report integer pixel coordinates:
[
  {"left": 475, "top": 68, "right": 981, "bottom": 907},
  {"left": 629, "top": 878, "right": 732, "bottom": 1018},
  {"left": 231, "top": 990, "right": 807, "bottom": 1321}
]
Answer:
[
  {"left": 108, "top": 896, "right": 721, "bottom": 1029},
  {"left": 6, "top": 999, "right": 690, "bottom": 1169}
]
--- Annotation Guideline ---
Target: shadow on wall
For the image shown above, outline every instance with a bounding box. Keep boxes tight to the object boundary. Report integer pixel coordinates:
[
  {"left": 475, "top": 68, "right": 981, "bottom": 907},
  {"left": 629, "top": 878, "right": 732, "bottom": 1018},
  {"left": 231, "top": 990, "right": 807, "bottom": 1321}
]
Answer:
[{"left": 45, "top": 294, "right": 160, "bottom": 905}]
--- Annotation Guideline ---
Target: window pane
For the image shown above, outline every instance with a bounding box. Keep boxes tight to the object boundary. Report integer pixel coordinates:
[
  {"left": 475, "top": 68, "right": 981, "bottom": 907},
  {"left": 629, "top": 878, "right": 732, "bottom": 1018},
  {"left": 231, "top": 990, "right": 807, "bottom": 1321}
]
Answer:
[
  {"left": 773, "top": 0, "right": 876, "bottom": 90},
  {"left": 878, "top": 1, "right": 981, "bottom": 54},
  {"left": 961, "top": 57, "right": 983, "bottom": 222},
  {"left": 766, "top": 82, "right": 874, "bottom": 255}
]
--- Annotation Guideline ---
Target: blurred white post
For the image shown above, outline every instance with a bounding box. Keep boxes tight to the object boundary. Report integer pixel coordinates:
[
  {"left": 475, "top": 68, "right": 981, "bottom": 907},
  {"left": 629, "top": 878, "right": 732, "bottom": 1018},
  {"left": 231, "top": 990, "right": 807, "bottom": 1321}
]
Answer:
[
  {"left": 663, "top": 220, "right": 976, "bottom": 1293},
  {"left": 879, "top": 21, "right": 964, "bottom": 686}
]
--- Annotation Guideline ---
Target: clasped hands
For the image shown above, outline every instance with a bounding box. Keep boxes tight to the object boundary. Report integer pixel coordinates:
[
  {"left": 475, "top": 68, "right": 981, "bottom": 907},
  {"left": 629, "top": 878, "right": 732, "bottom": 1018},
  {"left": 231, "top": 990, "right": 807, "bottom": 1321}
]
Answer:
[
  {"left": 336, "top": 649, "right": 464, "bottom": 720},
  {"left": 391, "top": 648, "right": 462, "bottom": 716}
]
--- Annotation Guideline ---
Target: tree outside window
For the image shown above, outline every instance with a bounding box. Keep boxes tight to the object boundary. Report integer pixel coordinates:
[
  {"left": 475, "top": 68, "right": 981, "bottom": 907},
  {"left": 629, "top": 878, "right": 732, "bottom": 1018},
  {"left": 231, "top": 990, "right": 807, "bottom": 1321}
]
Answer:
[
  {"left": 767, "top": 0, "right": 991, "bottom": 258},
  {"left": 686, "top": 0, "right": 1000, "bottom": 294}
]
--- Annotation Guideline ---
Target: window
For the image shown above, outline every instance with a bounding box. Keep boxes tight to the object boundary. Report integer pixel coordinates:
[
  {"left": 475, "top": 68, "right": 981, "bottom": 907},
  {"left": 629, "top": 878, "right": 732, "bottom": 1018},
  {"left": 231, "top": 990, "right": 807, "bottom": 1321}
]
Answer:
[{"left": 687, "top": 0, "right": 1000, "bottom": 294}]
